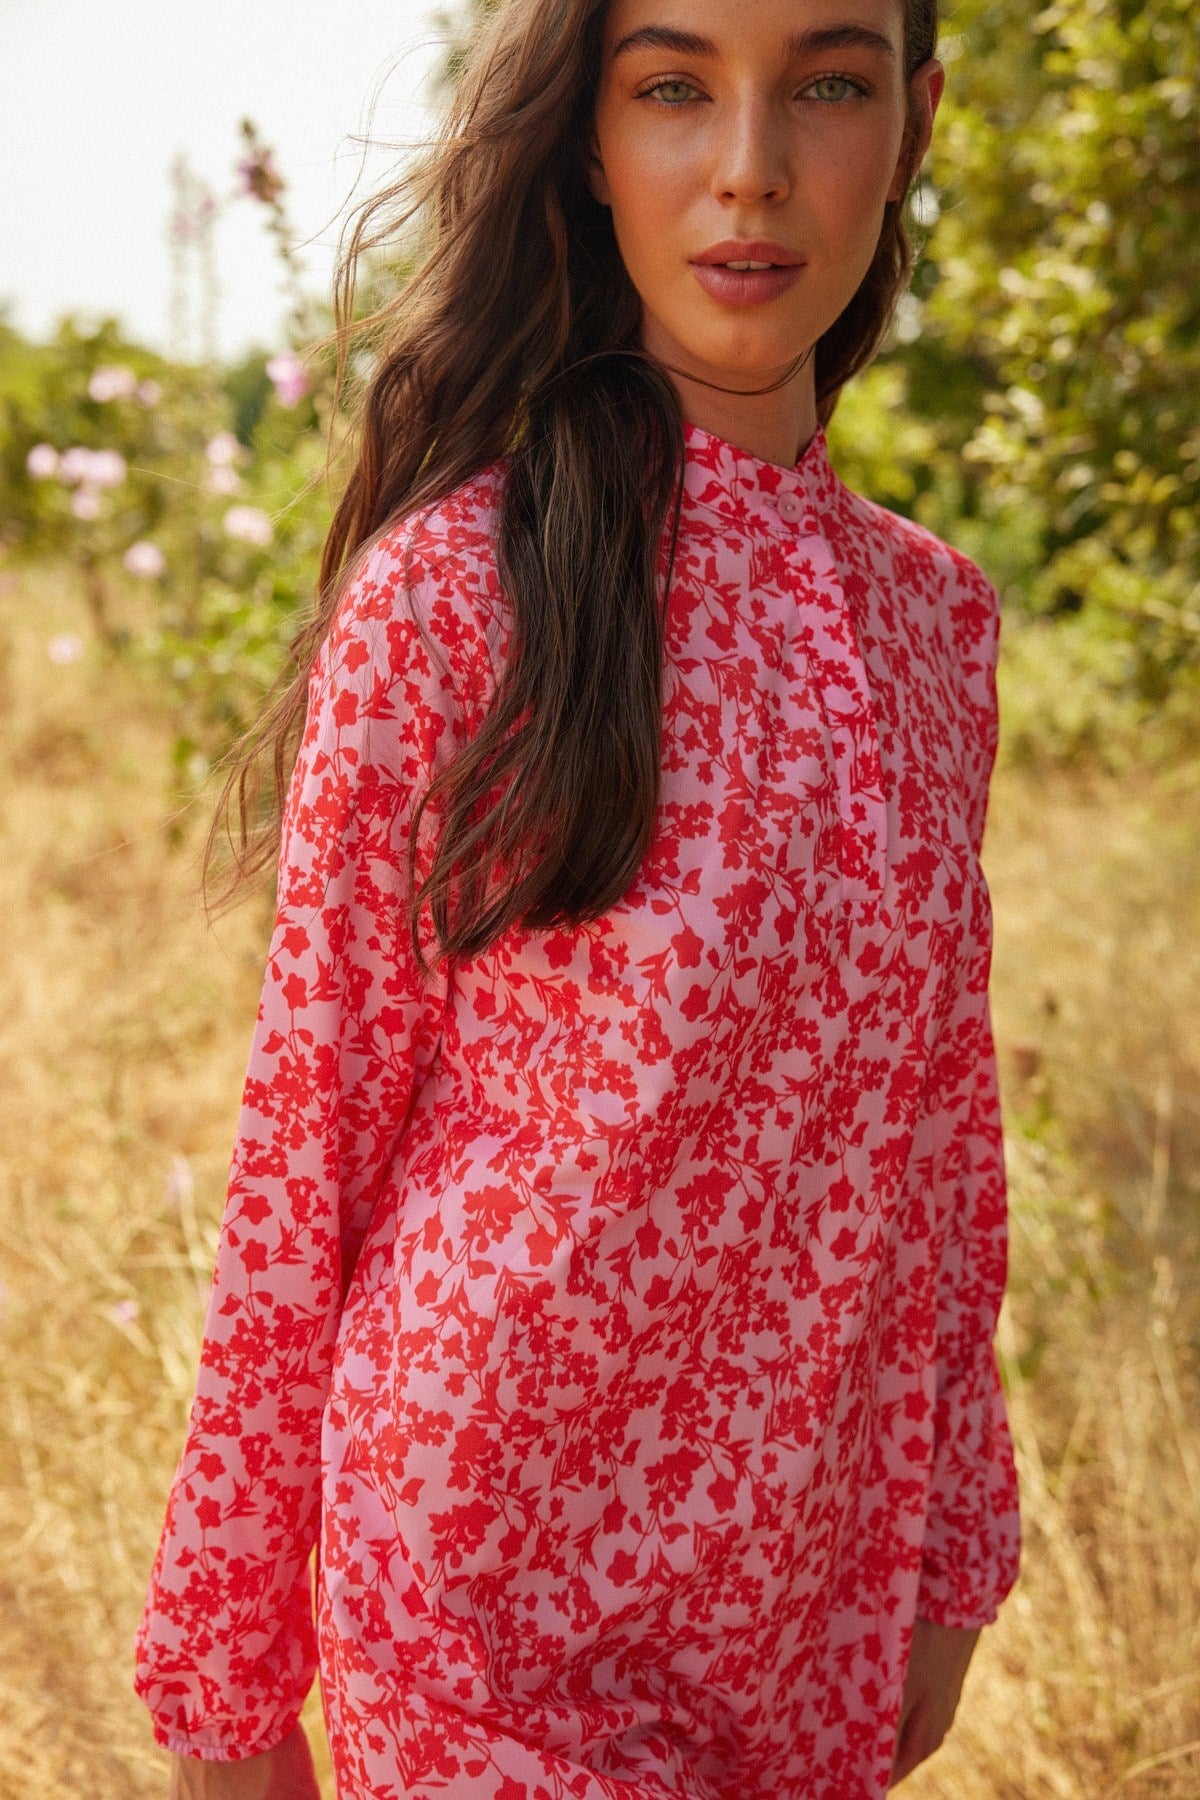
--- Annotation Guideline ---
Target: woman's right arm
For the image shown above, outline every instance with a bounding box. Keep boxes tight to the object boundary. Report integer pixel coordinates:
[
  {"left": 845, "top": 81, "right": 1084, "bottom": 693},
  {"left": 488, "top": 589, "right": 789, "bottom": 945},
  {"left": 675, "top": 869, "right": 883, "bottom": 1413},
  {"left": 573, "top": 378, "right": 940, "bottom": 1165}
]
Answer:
[{"left": 134, "top": 527, "right": 497, "bottom": 1767}]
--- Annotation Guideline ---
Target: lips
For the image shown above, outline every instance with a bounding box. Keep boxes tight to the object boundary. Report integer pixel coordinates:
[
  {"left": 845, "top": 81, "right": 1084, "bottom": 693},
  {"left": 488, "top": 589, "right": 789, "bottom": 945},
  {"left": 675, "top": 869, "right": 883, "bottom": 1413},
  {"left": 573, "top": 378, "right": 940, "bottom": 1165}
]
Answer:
[
  {"left": 689, "top": 242, "right": 806, "bottom": 308},
  {"left": 691, "top": 239, "right": 805, "bottom": 269}
]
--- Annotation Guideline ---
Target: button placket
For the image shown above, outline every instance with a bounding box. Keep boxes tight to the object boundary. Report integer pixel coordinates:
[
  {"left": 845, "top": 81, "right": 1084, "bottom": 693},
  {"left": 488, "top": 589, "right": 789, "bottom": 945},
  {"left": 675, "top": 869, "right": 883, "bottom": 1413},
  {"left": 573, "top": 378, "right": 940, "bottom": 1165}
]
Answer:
[
  {"left": 759, "top": 487, "right": 821, "bottom": 538},
  {"left": 679, "top": 426, "right": 888, "bottom": 903},
  {"left": 780, "top": 528, "right": 889, "bottom": 905}
]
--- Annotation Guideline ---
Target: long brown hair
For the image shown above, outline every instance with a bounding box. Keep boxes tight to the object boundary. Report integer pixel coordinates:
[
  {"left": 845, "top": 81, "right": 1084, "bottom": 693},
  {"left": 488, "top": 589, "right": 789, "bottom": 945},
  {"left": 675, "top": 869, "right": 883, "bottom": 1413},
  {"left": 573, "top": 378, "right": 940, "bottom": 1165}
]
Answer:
[{"left": 209, "top": 0, "right": 939, "bottom": 960}]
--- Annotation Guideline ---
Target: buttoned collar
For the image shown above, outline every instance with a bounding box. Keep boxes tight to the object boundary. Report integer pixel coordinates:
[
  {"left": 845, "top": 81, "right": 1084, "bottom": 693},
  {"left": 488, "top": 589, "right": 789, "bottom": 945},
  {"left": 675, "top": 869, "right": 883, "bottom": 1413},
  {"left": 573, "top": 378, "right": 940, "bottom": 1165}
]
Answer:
[{"left": 680, "top": 419, "right": 843, "bottom": 539}]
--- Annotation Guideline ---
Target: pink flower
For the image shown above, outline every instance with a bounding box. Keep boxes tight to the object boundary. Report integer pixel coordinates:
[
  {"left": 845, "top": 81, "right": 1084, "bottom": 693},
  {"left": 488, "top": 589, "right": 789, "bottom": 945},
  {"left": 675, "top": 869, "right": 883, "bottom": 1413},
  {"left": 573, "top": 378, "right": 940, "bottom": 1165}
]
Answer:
[
  {"left": 205, "top": 431, "right": 241, "bottom": 467},
  {"left": 47, "top": 634, "right": 85, "bottom": 665},
  {"left": 88, "top": 364, "right": 138, "bottom": 403},
  {"left": 206, "top": 465, "right": 242, "bottom": 497},
  {"left": 71, "top": 489, "right": 101, "bottom": 520},
  {"left": 137, "top": 379, "right": 163, "bottom": 408},
  {"left": 223, "top": 504, "right": 273, "bottom": 547},
  {"left": 169, "top": 208, "right": 200, "bottom": 247},
  {"left": 235, "top": 147, "right": 284, "bottom": 205},
  {"left": 109, "top": 1298, "right": 141, "bottom": 1326},
  {"left": 58, "top": 446, "right": 96, "bottom": 486},
  {"left": 266, "top": 350, "right": 309, "bottom": 409},
  {"left": 124, "top": 541, "right": 166, "bottom": 579},
  {"left": 26, "top": 443, "right": 59, "bottom": 479},
  {"left": 206, "top": 435, "right": 243, "bottom": 495},
  {"left": 58, "top": 446, "right": 126, "bottom": 489},
  {"left": 89, "top": 449, "right": 127, "bottom": 489}
]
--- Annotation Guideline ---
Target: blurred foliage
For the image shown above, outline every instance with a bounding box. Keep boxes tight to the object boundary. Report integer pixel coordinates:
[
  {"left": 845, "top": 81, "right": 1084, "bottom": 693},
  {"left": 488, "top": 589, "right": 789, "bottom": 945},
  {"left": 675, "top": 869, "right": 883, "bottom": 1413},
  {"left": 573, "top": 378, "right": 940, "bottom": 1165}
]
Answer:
[
  {"left": 0, "top": 306, "right": 339, "bottom": 787},
  {"left": 0, "top": 0, "right": 1197, "bottom": 783},
  {"left": 922, "top": 0, "right": 1200, "bottom": 703}
]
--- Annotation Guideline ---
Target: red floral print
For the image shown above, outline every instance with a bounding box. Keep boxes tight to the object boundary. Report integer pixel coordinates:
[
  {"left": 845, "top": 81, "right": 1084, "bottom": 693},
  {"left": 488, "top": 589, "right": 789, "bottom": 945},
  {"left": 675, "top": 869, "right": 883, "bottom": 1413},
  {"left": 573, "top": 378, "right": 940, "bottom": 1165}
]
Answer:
[{"left": 134, "top": 422, "right": 1020, "bottom": 1800}]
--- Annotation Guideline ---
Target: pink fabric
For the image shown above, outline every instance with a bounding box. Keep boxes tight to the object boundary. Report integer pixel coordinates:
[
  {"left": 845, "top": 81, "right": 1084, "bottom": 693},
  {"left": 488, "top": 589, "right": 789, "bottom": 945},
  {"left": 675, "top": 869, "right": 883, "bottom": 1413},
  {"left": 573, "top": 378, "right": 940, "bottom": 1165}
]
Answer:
[{"left": 134, "top": 422, "right": 1020, "bottom": 1799}]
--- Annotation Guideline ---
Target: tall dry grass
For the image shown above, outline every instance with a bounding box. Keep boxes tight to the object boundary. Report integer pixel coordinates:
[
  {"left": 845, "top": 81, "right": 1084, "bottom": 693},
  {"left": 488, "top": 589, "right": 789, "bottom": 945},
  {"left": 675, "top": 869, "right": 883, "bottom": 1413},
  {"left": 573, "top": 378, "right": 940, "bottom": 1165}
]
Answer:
[
  {"left": 0, "top": 561, "right": 1196, "bottom": 1798},
  {"left": 0, "top": 563, "right": 333, "bottom": 1796},
  {"left": 904, "top": 751, "right": 1200, "bottom": 1800}
]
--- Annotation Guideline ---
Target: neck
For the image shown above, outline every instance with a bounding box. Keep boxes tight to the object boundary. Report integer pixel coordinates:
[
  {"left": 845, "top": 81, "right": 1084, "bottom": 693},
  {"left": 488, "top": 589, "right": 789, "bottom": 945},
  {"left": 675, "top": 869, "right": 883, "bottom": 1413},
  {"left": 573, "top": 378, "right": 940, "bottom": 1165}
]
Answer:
[{"left": 642, "top": 326, "right": 820, "bottom": 469}]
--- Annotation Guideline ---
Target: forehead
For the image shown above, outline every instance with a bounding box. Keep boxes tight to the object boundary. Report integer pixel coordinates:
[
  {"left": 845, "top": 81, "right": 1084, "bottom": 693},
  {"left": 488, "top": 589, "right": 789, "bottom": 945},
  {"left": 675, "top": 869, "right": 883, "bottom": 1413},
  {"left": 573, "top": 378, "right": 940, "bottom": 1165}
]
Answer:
[{"left": 600, "top": 0, "right": 907, "bottom": 50}]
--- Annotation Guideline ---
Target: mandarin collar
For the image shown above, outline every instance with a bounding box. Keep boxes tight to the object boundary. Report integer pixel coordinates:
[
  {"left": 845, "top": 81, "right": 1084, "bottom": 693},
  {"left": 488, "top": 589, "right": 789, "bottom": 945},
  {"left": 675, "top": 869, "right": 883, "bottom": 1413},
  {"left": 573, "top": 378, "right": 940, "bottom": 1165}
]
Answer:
[{"left": 681, "top": 419, "right": 842, "bottom": 538}]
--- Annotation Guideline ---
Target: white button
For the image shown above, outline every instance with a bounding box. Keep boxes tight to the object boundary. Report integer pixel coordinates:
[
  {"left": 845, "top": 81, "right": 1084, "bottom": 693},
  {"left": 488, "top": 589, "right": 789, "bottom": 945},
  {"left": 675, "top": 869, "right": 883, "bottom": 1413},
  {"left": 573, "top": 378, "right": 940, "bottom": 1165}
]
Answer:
[{"left": 775, "top": 492, "right": 804, "bottom": 524}]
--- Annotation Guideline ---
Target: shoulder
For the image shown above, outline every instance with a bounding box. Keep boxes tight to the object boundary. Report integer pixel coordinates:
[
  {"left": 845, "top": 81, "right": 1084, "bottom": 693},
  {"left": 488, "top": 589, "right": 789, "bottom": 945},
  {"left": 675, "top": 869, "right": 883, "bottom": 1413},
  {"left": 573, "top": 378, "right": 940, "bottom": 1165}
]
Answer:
[
  {"left": 836, "top": 487, "right": 1002, "bottom": 825},
  {"left": 322, "top": 461, "right": 510, "bottom": 732},
  {"left": 376, "top": 458, "right": 510, "bottom": 651}
]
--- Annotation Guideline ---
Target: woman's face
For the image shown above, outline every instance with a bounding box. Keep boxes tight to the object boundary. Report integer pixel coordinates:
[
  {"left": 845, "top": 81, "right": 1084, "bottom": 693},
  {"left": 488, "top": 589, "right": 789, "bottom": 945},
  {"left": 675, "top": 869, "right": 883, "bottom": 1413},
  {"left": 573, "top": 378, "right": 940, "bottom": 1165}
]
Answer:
[{"left": 590, "top": 0, "right": 943, "bottom": 391}]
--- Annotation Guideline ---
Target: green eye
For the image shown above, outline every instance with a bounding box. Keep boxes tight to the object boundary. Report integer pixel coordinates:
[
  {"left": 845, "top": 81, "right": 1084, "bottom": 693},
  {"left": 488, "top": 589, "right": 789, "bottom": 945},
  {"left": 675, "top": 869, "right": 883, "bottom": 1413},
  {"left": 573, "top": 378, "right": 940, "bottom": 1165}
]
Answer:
[
  {"left": 808, "top": 76, "right": 861, "bottom": 102},
  {"left": 647, "top": 79, "right": 697, "bottom": 104}
]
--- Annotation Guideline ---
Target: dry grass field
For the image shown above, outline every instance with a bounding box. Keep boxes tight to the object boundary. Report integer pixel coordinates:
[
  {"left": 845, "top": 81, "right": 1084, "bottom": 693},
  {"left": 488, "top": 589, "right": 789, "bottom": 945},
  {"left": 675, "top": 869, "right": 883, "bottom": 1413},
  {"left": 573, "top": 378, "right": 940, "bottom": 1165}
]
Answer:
[{"left": 0, "top": 561, "right": 1196, "bottom": 1798}]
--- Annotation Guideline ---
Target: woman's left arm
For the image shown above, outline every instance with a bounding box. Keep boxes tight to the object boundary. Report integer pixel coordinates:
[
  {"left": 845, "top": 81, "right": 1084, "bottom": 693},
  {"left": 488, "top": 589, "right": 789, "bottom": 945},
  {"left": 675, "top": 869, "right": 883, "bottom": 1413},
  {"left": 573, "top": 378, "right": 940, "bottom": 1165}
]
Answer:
[
  {"left": 887, "top": 991, "right": 1014, "bottom": 1788},
  {"left": 888, "top": 566, "right": 1022, "bottom": 1787},
  {"left": 914, "top": 564, "right": 1021, "bottom": 1633},
  {"left": 888, "top": 1617, "right": 981, "bottom": 1788},
  {"left": 914, "top": 980, "right": 1021, "bottom": 1629}
]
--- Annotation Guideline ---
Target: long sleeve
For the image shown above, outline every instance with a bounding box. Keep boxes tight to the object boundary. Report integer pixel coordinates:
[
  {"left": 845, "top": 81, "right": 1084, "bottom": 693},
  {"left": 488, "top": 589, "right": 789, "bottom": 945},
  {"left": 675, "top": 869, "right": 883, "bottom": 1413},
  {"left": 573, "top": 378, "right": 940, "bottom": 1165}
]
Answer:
[
  {"left": 914, "top": 567, "right": 1021, "bottom": 1629},
  {"left": 914, "top": 983, "right": 1021, "bottom": 1627},
  {"left": 133, "top": 529, "right": 494, "bottom": 1758}
]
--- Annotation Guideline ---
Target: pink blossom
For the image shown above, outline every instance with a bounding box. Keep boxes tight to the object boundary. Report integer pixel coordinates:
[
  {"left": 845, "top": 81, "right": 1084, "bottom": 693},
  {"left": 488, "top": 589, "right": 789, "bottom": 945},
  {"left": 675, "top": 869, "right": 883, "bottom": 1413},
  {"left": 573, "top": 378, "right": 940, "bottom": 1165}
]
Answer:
[
  {"left": 204, "top": 439, "right": 244, "bottom": 491},
  {"left": 235, "top": 148, "right": 284, "bottom": 205},
  {"left": 205, "top": 432, "right": 241, "bottom": 467},
  {"left": 26, "top": 443, "right": 59, "bottom": 479},
  {"left": 206, "top": 465, "right": 242, "bottom": 497},
  {"left": 168, "top": 156, "right": 218, "bottom": 245},
  {"left": 223, "top": 504, "right": 273, "bottom": 547},
  {"left": 47, "top": 634, "right": 85, "bottom": 665},
  {"left": 109, "top": 1297, "right": 141, "bottom": 1326},
  {"left": 266, "top": 350, "right": 309, "bottom": 409},
  {"left": 89, "top": 449, "right": 128, "bottom": 489},
  {"left": 124, "top": 541, "right": 166, "bottom": 579},
  {"left": 58, "top": 446, "right": 126, "bottom": 489},
  {"left": 88, "top": 364, "right": 138, "bottom": 403},
  {"left": 58, "top": 446, "right": 96, "bottom": 486},
  {"left": 169, "top": 208, "right": 200, "bottom": 247},
  {"left": 71, "top": 489, "right": 102, "bottom": 520},
  {"left": 137, "top": 379, "right": 163, "bottom": 408}
]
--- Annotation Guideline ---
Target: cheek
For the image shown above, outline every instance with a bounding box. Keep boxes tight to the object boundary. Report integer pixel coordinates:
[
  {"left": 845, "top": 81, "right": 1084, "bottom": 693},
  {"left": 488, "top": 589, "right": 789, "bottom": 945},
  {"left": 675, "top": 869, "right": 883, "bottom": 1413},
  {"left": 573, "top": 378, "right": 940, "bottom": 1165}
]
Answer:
[
  {"left": 806, "top": 136, "right": 900, "bottom": 260},
  {"left": 802, "top": 143, "right": 906, "bottom": 284},
  {"left": 600, "top": 126, "right": 695, "bottom": 257}
]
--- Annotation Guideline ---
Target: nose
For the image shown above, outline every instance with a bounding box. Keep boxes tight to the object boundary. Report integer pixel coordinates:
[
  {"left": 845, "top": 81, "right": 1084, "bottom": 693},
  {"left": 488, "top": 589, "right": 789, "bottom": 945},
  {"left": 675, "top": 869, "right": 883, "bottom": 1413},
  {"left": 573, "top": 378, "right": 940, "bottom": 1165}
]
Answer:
[{"left": 711, "top": 95, "right": 791, "bottom": 206}]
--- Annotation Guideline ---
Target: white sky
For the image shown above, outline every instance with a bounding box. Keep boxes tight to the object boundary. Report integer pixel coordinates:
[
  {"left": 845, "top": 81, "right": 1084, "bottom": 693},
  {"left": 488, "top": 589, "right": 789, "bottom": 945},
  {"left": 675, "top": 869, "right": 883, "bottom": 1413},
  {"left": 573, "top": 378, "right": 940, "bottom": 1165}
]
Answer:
[{"left": 0, "top": 0, "right": 449, "bottom": 362}]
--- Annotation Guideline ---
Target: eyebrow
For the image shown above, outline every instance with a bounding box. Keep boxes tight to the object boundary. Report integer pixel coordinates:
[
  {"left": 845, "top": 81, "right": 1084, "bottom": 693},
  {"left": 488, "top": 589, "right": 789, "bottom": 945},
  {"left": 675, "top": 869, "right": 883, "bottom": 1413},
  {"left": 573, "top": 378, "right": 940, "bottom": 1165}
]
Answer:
[{"left": 610, "top": 23, "right": 898, "bottom": 62}]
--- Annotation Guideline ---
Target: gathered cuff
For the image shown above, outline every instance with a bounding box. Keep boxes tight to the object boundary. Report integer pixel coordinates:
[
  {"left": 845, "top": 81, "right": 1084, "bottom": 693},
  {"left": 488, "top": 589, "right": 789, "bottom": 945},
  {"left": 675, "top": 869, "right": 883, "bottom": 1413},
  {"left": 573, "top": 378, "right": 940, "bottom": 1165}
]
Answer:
[{"left": 155, "top": 1713, "right": 300, "bottom": 1762}]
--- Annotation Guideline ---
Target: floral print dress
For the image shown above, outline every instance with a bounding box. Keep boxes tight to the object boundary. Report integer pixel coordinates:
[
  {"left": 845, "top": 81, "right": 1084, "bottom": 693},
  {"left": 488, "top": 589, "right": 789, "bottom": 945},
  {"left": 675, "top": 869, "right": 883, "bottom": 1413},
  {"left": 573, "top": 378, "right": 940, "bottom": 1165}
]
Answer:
[{"left": 134, "top": 422, "right": 1021, "bottom": 1800}]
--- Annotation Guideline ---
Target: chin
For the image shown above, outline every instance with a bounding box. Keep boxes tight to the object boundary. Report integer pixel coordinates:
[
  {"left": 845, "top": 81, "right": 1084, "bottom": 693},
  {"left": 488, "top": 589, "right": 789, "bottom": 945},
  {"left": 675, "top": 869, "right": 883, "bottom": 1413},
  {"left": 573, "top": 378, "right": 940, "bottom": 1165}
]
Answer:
[
  {"left": 687, "top": 335, "right": 807, "bottom": 382},
  {"left": 643, "top": 300, "right": 815, "bottom": 386},
  {"left": 685, "top": 310, "right": 820, "bottom": 371}
]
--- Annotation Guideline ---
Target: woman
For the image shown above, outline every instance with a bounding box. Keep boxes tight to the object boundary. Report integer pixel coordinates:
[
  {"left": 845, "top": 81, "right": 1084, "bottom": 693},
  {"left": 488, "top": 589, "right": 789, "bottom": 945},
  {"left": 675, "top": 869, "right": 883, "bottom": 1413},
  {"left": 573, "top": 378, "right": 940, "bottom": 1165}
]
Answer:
[{"left": 135, "top": 0, "right": 1021, "bottom": 1794}]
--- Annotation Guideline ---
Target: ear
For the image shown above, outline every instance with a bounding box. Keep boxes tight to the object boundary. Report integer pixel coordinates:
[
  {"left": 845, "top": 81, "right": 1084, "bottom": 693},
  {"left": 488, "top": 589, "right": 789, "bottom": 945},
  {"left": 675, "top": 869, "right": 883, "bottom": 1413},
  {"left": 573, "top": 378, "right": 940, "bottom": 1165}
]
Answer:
[
  {"left": 587, "top": 132, "right": 613, "bottom": 208},
  {"left": 887, "top": 58, "right": 945, "bottom": 203}
]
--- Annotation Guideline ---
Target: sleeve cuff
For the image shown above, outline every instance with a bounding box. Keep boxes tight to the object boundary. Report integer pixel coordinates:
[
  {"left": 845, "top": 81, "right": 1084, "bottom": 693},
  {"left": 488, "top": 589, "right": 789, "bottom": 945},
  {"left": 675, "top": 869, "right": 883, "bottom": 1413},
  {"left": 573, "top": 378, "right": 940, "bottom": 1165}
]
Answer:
[
  {"left": 914, "top": 1587, "right": 1004, "bottom": 1631},
  {"left": 153, "top": 1714, "right": 301, "bottom": 1763},
  {"left": 916, "top": 1538, "right": 1020, "bottom": 1631}
]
